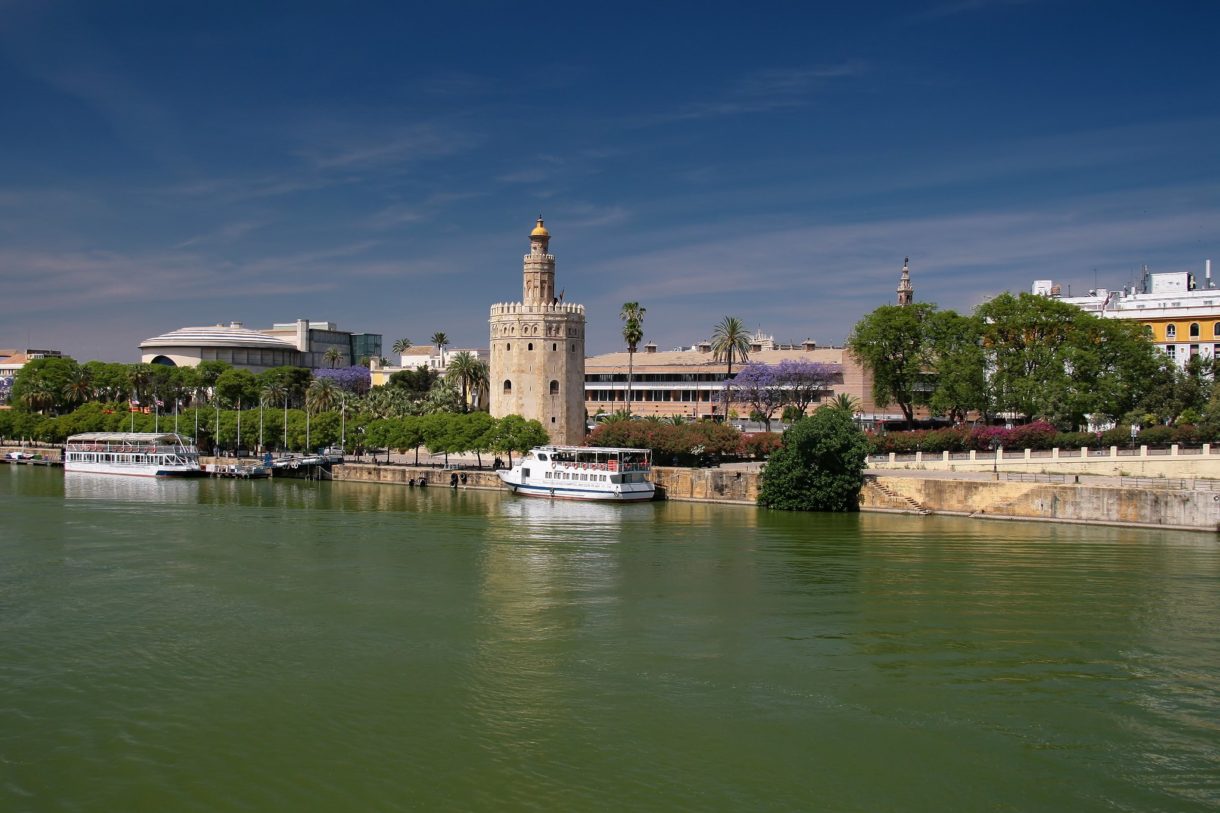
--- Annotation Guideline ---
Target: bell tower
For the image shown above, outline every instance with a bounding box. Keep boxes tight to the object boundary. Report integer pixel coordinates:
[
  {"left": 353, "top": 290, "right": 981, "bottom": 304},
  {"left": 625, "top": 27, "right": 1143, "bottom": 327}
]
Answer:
[{"left": 897, "top": 257, "right": 914, "bottom": 306}]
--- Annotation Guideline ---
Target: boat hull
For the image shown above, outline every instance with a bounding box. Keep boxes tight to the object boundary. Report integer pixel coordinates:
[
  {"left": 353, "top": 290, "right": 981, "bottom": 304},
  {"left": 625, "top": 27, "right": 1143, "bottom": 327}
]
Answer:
[
  {"left": 498, "top": 474, "right": 654, "bottom": 502},
  {"left": 64, "top": 462, "right": 203, "bottom": 478}
]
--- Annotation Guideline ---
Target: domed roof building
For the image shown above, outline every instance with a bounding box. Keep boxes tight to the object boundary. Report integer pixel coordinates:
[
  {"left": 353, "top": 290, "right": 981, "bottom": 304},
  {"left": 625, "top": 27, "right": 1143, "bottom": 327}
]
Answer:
[{"left": 140, "top": 322, "right": 302, "bottom": 370}]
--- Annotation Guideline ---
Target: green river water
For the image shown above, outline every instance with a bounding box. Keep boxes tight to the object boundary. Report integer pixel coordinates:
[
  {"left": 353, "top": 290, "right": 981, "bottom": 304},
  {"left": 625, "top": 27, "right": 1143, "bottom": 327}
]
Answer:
[{"left": 2, "top": 467, "right": 1218, "bottom": 812}]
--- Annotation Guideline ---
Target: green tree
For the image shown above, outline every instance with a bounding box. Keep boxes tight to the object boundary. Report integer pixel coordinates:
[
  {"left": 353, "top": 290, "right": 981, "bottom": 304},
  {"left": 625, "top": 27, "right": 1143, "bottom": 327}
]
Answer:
[
  {"left": 848, "top": 303, "right": 937, "bottom": 428},
  {"left": 926, "top": 310, "right": 986, "bottom": 423},
  {"left": 322, "top": 347, "right": 342, "bottom": 369},
  {"left": 620, "top": 302, "right": 646, "bottom": 416},
  {"left": 389, "top": 366, "right": 439, "bottom": 399},
  {"left": 11, "top": 356, "right": 81, "bottom": 415},
  {"left": 487, "top": 414, "right": 549, "bottom": 466},
  {"left": 710, "top": 316, "right": 751, "bottom": 419},
  {"left": 446, "top": 351, "right": 482, "bottom": 413},
  {"left": 215, "top": 368, "right": 259, "bottom": 409},
  {"left": 392, "top": 338, "right": 412, "bottom": 356},
  {"left": 976, "top": 292, "right": 1093, "bottom": 424},
  {"left": 758, "top": 407, "right": 869, "bottom": 511}
]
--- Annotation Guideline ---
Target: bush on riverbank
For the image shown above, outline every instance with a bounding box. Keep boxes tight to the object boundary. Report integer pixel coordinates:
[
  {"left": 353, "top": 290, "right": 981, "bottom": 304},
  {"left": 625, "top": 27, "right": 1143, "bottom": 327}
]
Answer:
[{"left": 758, "top": 409, "right": 869, "bottom": 512}]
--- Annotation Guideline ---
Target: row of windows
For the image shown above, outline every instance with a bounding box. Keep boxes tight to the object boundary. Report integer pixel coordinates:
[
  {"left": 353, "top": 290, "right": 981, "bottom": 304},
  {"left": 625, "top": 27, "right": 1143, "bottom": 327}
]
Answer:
[
  {"left": 1159, "top": 323, "right": 1220, "bottom": 339},
  {"left": 1164, "top": 344, "right": 1220, "bottom": 359},
  {"left": 586, "top": 389, "right": 716, "bottom": 402}
]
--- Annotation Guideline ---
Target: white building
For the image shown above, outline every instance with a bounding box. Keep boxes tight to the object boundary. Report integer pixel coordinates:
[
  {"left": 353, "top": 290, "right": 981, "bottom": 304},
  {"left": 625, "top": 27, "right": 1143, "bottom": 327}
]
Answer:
[{"left": 1034, "top": 260, "right": 1220, "bottom": 368}]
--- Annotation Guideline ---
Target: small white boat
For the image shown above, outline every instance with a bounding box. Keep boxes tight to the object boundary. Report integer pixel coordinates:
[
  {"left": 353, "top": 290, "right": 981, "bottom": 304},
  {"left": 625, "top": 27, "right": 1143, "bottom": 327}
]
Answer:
[
  {"left": 64, "top": 432, "right": 203, "bottom": 477},
  {"left": 496, "top": 445, "right": 655, "bottom": 502}
]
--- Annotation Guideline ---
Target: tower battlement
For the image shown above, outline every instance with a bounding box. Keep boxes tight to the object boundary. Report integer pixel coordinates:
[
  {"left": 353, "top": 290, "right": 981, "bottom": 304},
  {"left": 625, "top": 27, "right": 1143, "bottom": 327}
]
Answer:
[{"left": 490, "top": 302, "right": 585, "bottom": 316}]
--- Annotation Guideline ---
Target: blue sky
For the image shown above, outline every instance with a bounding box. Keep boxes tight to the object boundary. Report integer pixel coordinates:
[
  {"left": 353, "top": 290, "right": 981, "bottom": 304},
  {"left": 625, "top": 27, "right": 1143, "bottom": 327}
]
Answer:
[{"left": 2, "top": 0, "right": 1218, "bottom": 361}]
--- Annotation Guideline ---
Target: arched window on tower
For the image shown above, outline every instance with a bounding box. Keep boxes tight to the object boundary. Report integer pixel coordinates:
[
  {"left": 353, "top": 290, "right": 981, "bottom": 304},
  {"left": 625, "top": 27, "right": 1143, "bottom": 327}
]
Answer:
[
  {"left": 503, "top": 379, "right": 512, "bottom": 394},
  {"left": 506, "top": 343, "right": 511, "bottom": 351},
  {"left": 528, "top": 342, "right": 534, "bottom": 351},
  {"left": 549, "top": 380, "right": 559, "bottom": 395}
]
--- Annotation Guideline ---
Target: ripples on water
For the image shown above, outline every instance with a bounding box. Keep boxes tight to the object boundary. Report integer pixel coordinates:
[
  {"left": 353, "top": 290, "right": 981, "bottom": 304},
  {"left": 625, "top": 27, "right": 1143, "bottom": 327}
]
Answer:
[{"left": 2, "top": 468, "right": 1219, "bottom": 812}]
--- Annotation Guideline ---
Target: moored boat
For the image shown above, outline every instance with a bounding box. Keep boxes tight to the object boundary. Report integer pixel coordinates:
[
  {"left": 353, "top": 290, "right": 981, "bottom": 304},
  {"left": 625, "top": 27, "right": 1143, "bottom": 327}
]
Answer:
[
  {"left": 496, "top": 445, "right": 655, "bottom": 501},
  {"left": 64, "top": 432, "right": 203, "bottom": 477}
]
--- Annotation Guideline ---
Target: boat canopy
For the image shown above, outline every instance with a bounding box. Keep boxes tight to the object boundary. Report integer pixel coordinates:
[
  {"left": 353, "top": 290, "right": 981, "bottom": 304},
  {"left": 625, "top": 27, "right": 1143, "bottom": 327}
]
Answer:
[{"left": 67, "top": 432, "right": 191, "bottom": 444}]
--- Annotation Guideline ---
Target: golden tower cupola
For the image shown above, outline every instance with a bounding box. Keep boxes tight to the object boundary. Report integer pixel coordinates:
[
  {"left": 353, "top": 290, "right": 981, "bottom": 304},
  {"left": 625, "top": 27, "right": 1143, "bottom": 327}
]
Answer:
[{"left": 530, "top": 216, "right": 550, "bottom": 239}]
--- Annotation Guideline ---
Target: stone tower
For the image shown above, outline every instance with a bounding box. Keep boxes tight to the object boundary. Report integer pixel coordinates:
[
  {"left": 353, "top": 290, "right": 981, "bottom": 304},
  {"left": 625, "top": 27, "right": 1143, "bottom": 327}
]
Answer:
[
  {"left": 488, "top": 217, "right": 586, "bottom": 445},
  {"left": 897, "top": 257, "right": 914, "bottom": 306}
]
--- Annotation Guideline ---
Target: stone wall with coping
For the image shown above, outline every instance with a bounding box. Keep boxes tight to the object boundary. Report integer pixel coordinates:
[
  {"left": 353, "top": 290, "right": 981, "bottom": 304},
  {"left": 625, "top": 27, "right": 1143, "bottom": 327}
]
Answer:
[{"left": 870, "top": 445, "right": 1220, "bottom": 478}]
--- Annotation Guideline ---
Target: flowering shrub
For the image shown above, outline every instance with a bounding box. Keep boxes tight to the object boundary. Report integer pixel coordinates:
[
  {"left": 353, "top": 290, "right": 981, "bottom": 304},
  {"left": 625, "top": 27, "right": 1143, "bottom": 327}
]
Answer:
[
  {"left": 738, "top": 432, "right": 781, "bottom": 459},
  {"left": 313, "top": 366, "right": 371, "bottom": 395}
]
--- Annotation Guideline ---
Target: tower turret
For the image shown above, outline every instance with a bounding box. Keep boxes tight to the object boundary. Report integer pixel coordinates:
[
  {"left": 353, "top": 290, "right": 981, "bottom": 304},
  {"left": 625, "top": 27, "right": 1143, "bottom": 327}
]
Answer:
[{"left": 523, "top": 216, "right": 555, "bottom": 305}]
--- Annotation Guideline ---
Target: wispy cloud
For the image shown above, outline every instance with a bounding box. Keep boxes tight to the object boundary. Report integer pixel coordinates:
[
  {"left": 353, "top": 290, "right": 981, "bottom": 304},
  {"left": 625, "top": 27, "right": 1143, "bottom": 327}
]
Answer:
[
  {"left": 578, "top": 188, "right": 1220, "bottom": 348},
  {"left": 650, "top": 62, "right": 867, "bottom": 123},
  {"left": 298, "top": 122, "right": 479, "bottom": 171}
]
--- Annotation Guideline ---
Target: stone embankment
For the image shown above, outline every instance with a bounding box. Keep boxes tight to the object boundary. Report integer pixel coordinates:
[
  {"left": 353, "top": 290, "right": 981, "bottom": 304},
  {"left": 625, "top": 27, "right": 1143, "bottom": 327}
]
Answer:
[{"left": 332, "top": 462, "right": 1220, "bottom": 532}]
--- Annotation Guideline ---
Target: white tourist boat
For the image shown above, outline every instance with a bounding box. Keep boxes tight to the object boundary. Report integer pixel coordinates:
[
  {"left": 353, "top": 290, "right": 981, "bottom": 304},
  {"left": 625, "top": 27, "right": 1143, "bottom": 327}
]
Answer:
[
  {"left": 496, "top": 445, "right": 655, "bottom": 501},
  {"left": 64, "top": 432, "right": 203, "bottom": 477}
]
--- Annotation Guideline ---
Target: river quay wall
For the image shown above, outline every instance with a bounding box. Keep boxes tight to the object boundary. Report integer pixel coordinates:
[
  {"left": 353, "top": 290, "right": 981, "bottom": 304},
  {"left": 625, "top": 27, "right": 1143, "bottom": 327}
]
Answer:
[
  {"left": 330, "top": 462, "right": 1220, "bottom": 531},
  {"left": 871, "top": 443, "right": 1220, "bottom": 478}
]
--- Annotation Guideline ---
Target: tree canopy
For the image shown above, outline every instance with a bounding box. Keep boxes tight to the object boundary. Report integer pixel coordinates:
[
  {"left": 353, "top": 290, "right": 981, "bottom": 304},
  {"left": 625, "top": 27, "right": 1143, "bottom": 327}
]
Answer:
[{"left": 758, "top": 407, "right": 869, "bottom": 512}]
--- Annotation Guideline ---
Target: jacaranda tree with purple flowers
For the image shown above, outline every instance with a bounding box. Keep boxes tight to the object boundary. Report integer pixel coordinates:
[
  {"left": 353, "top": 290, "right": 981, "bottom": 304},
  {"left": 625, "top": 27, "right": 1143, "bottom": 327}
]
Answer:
[
  {"left": 730, "top": 363, "right": 788, "bottom": 431},
  {"left": 775, "top": 359, "right": 841, "bottom": 415},
  {"left": 313, "top": 365, "right": 371, "bottom": 395}
]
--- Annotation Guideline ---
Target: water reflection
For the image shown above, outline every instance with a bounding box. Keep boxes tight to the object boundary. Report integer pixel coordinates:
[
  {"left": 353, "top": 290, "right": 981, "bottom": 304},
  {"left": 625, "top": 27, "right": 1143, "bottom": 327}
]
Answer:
[{"left": 63, "top": 472, "right": 201, "bottom": 504}]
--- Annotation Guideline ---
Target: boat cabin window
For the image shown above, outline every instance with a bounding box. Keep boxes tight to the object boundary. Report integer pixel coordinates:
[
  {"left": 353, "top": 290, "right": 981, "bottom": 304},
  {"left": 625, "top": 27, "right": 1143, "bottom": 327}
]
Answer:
[{"left": 536, "top": 453, "right": 547, "bottom": 461}]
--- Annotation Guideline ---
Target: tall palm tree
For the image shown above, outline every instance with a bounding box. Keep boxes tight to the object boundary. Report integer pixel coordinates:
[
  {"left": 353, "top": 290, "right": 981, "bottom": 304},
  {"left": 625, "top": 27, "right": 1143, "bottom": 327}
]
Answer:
[
  {"left": 306, "top": 377, "right": 339, "bottom": 414},
  {"left": 446, "top": 351, "right": 481, "bottom": 413},
  {"left": 322, "top": 347, "right": 342, "bottom": 369},
  {"left": 710, "top": 316, "right": 751, "bottom": 420},
  {"left": 620, "top": 302, "right": 645, "bottom": 416},
  {"left": 430, "top": 332, "right": 449, "bottom": 367},
  {"left": 392, "top": 338, "right": 412, "bottom": 357},
  {"left": 468, "top": 358, "right": 490, "bottom": 411}
]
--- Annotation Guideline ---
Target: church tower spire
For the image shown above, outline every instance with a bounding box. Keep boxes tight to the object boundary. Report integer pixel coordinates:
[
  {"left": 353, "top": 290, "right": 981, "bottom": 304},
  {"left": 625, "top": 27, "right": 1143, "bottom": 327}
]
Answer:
[{"left": 897, "top": 257, "right": 914, "bottom": 306}]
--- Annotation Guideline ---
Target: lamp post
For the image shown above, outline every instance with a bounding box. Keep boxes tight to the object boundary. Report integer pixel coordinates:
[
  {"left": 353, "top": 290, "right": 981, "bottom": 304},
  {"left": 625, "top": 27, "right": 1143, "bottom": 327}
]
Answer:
[
  {"left": 1130, "top": 423, "right": 1140, "bottom": 450},
  {"left": 990, "top": 438, "right": 1000, "bottom": 480}
]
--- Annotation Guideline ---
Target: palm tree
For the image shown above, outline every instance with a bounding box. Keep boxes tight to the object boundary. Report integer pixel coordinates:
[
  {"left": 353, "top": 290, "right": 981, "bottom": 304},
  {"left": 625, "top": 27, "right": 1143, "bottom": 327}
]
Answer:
[
  {"left": 468, "top": 358, "right": 490, "bottom": 411},
  {"left": 446, "top": 351, "right": 481, "bottom": 413},
  {"left": 63, "top": 367, "right": 93, "bottom": 407},
  {"left": 711, "top": 316, "right": 751, "bottom": 420},
  {"left": 620, "top": 302, "right": 645, "bottom": 416},
  {"left": 430, "top": 332, "right": 449, "bottom": 367},
  {"left": 392, "top": 338, "right": 412, "bottom": 357},
  {"left": 306, "top": 377, "right": 339, "bottom": 414},
  {"left": 322, "top": 347, "right": 342, "bottom": 369},
  {"left": 826, "top": 393, "right": 860, "bottom": 414}
]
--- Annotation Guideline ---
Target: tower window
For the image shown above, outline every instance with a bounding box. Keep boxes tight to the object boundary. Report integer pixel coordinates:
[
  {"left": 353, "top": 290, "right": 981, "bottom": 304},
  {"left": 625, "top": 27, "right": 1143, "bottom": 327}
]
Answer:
[
  {"left": 570, "top": 344, "right": 575, "bottom": 352},
  {"left": 506, "top": 343, "right": 511, "bottom": 351},
  {"left": 551, "top": 417, "right": 556, "bottom": 423},
  {"left": 550, "top": 380, "right": 559, "bottom": 395},
  {"left": 503, "top": 379, "right": 512, "bottom": 394},
  {"left": 552, "top": 343, "right": 557, "bottom": 351}
]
